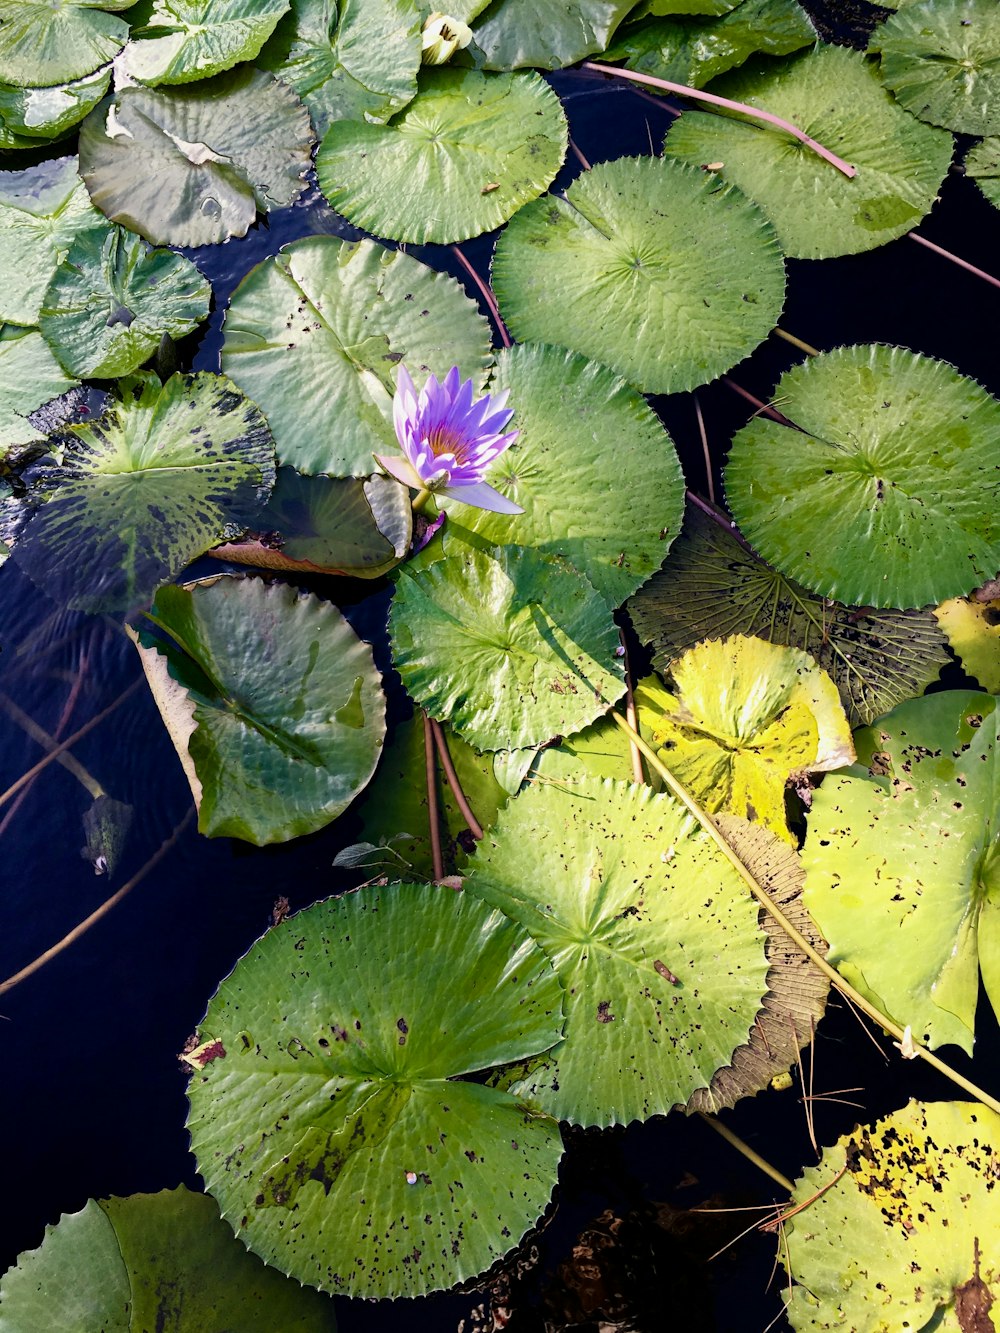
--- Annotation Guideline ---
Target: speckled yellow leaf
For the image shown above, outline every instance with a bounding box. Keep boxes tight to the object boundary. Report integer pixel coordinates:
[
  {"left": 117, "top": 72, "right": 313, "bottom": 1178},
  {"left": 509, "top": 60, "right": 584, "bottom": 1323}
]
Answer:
[
  {"left": 647, "top": 634, "right": 854, "bottom": 842},
  {"left": 935, "top": 592, "right": 1000, "bottom": 691}
]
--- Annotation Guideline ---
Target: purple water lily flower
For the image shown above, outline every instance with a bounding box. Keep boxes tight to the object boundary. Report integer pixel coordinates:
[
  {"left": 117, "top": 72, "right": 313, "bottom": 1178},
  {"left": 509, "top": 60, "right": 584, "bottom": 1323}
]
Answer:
[{"left": 375, "top": 365, "right": 523, "bottom": 514}]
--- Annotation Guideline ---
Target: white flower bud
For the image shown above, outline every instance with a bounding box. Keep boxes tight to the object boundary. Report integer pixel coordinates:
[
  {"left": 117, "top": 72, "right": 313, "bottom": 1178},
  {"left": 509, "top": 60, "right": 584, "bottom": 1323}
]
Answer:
[{"left": 421, "top": 12, "right": 473, "bottom": 65}]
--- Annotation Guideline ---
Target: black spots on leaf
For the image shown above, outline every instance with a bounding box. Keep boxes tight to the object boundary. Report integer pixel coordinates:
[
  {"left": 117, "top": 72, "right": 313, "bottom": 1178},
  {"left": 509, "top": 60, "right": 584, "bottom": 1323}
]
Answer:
[{"left": 596, "top": 1000, "right": 614, "bottom": 1024}]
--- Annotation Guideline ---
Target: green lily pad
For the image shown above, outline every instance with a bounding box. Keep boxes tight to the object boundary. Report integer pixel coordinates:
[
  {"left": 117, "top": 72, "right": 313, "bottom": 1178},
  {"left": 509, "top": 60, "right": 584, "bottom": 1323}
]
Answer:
[
  {"left": 687, "top": 815, "right": 830, "bottom": 1114},
  {"left": 186, "top": 883, "right": 564, "bottom": 1297},
  {"left": 782, "top": 1101, "right": 1000, "bottom": 1330},
  {"left": 316, "top": 66, "right": 567, "bottom": 245},
  {"left": 603, "top": 0, "right": 816, "bottom": 91},
  {"left": 389, "top": 540, "right": 626, "bottom": 751},
  {"left": 0, "top": 0, "right": 131, "bottom": 87},
  {"left": 259, "top": 0, "right": 422, "bottom": 138},
  {"left": 870, "top": 0, "right": 1000, "bottom": 136},
  {"left": 120, "top": 0, "right": 290, "bottom": 86},
  {"left": 39, "top": 226, "right": 210, "bottom": 379},
  {"left": 0, "top": 156, "right": 108, "bottom": 326},
  {"left": 471, "top": 0, "right": 634, "bottom": 70},
  {"left": 0, "top": 66, "right": 111, "bottom": 148},
  {"left": 134, "top": 574, "right": 386, "bottom": 843},
  {"left": 220, "top": 236, "right": 492, "bottom": 476},
  {"left": 492, "top": 155, "right": 785, "bottom": 395},
  {"left": 724, "top": 345, "right": 1000, "bottom": 610},
  {"left": 0, "top": 1187, "right": 338, "bottom": 1330},
  {"left": 78, "top": 68, "right": 314, "bottom": 247},
  {"left": 964, "top": 134, "right": 1000, "bottom": 209},
  {"left": 12, "top": 372, "right": 275, "bottom": 612},
  {"left": 631, "top": 0, "right": 741, "bottom": 14},
  {"left": 664, "top": 45, "right": 953, "bottom": 258},
  {"left": 465, "top": 776, "right": 769, "bottom": 1125},
  {"left": 935, "top": 592, "right": 1000, "bottom": 691},
  {"left": 803, "top": 691, "right": 999, "bottom": 1055},
  {"left": 234, "top": 469, "right": 413, "bottom": 577},
  {"left": 439, "top": 343, "right": 684, "bottom": 606},
  {"left": 644, "top": 634, "right": 855, "bottom": 843},
  {"left": 0, "top": 326, "right": 77, "bottom": 455},
  {"left": 351, "top": 711, "right": 507, "bottom": 878},
  {"left": 628, "top": 508, "right": 950, "bottom": 726}
]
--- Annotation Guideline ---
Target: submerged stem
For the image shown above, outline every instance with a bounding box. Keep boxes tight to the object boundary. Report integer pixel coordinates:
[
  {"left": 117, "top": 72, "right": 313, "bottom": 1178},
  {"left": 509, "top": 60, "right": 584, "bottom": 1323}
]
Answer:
[
  {"left": 609, "top": 711, "right": 1000, "bottom": 1118},
  {"left": 697, "top": 1111, "right": 794, "bottom": 1194},
  {"left": 582, "top": 62, "right": 857, "bottom": 179},
  {"left": 0, "top": 692, "right": 105, "bottom": 800},
  {"left": 422, "top": 712, "right": 445, "bottom": 880},
  {"left": 430, "top": 718, "right": 484, "bottom": 840},
  {"left": 773, "top": 327, "right": 820, "bottom": 357},
  {"left": 451, "top": 245, "right": 512, "bottom": 349}
]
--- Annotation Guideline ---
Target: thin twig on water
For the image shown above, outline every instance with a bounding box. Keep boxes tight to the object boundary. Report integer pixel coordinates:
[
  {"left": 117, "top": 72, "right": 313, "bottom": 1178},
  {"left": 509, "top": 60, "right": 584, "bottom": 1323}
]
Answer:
[
  {"left": 619, "top": 633, "right": 645, "bottom": 785},
  {"left": 430, "top": 718, "right": 484, "bottom": 840},
  {"left": 909, "top": 231, "right": 1000, "bottom": 292},
  {"left": 582, "top": 62, "right": 857, "bottom": 179},
  {"left": 451, "top": 245, "right": 512, "bottom": 348},
  {"left": 422, "top": 712, "right": 445, "bottom": 880},
  {"left": 693, "top": 392, "right": 715, "bottom": 503}
]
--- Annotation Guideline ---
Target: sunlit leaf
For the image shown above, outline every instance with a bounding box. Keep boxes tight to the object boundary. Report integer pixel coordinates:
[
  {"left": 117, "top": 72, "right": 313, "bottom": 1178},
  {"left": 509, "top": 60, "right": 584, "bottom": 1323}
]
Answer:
[
  {"left": 220, "top": 236, "right": 492, "bottom": 476},
  {"left": 135, "top": 574, "right": 386, "bottom": 844},
  {"left": 78, "top": 69, "right": 314, "bottom": 246},
  {"left": 39, "top": 227, "right": 210, "bottom": 378},
  {"left": 803, "top": 691, "right": 999, "bottom": 1054},
  {"left": 935, "top": 590, "right": 1000, "bottom": 691},
  {"left": 782, "top": 1101, "right": 1000, "bottom": 1330},
  {"left": 870, "top": 0, "right": 1000, "bottom": 136},
  {"left": 664, "top": 45, "right": 953, "bottom": 258},
  {"left": 724, "top": 345, "right": 1000, "bottom": 609},
  {"left": 471, "top": 0, "right": 634, "bottom": 70},
  {"left": 0, "top": 66, "right": 110, "bottom": 148},
  {"left": 439, "top": 343, "right": 685, "bottom": 606},
  {"left": 644, "top": 634, "right": 854, "bottom": 843},
  {"left": 628, "top": 508, "right": 950, "bottom": 726},
  {"left": 0, "top": 156, "right": 108, "bottom": 326},
  {"left": 316, "top": 66, "right": 567, "bottom": 245},
  {"left": 0, "top": 0, "right": 130, "bottom": 86},
  {"left": 466, "top": 776, "right": 769, "bottom": 1125},
  {"left": 12, "top": 372, "right": 275, "bottom": 612},
  {"left": 964, "top": 132, "right": 1000, "bottom": 211},
  {"left": 120, "top": 0, "right": 290, "bottom": 86},
  {"left": 186, "top": 884, "right": 564, "bottom": 1297},
  {"left": 0, "top": 326, "right": 77, "bottom": 455},
  {"left": 259, "top": 0, "right": 422, "bottom": 137},
  {"left": 492, "top": 155, "right": 785, "bottom": 394},
  {"left": 603, "top": 0, "right": 816, "bottom": 91},
  {"left": 388, "top": 539, "right": 626, "bottom": 751},
  {"left": 0, "top": 1187, "right": 338, "bottom": 1330}
]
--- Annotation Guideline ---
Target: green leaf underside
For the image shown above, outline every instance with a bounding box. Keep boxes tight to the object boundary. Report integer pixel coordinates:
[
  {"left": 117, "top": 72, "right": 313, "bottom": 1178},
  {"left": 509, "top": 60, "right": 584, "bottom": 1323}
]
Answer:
[
  {"left": 354, "top": 711, "right": 507, "bottom": 879},
  {"left": 646, "top": 634, "right": 854, "bottom": 843},
  {"left": 935, "top": 594, "right": 1000, "bottom": 692},
  {"left": 186, "top": 885, "right": 564, "bottom": 1298},
  {"left": 389, "top": 540, "right": 625, "bottom": 751},
  {"left": 628, "top": 508, "right": 950, "bottom": 726},
  {"left": 0, "top": 156, "right": 108, "bottom": 326},
  {"left": 317, "top": 66, "right": 567, "bottom": 246},
  {"left": 441, "top": 343, "right": 685, "bottom": 606},
  {"left": 471, "top": 0, "right": 634, "bottom": 70},
  {"left": 632, "top": 0, "right": 741, "bottom": 16},
  {"left": 0, "top": 1188, "right": 337, "bottom": 1330},
  {"left": 78, "top": 68, "right": 314, "bottom": 247},
  {"left": 492, "top": 155, "right": 785, "bottom": 395},
  {"left": 871, "top": 0, "right": 1000, "bottom": 136},
  {"left": 220, "top": 236, "right": 492, "bottom": 476},
  {"left": 664, "top": 45, "right": 953, "bottom": 259},
  {"left": 687, "top": 815, "right": 829, "bottom": 1114},
  {"left": 137, "top": 575, "right": 386, "bottom": 844},
  {"left": 782, "top": 1101, "right": 1000, "bottom": 1330},
  {"left": 256, "top": 469, "right": 412, "bottom": 575},
  {"left": 0, "top": 0, "right": 130, "bottom": 87},
  {"left": 0, "top": 66, "right": 110, "bottom": 148},
  {"left": 0, "top": 328, "right": 77, "bottom": 453},
  {"left": 39, "top": 227, "right": 211, "bottom": 379},
  {"left": 466, "top": 777, "right": 769, "bottom": 1125},
  {"left": 603, "top": 0, "right": 816, "bottom": 92},
  {"left": 259, "top": 0, "right": 422, "bottom": 138},
  {"left": 725, "top": 344, "right": 1000, "bottom": 609},
  {"left": 803, "top": 691, "right": 999, "bottom": 1055},
  {"left": 12, "top": 372, "right": 274, "bottom": 612},
  {"left": 121, "top": 0, "right": 290, "bottom": 86},
  {"left": 965, "top": 134, "right": 1000, "bottom": 209}
]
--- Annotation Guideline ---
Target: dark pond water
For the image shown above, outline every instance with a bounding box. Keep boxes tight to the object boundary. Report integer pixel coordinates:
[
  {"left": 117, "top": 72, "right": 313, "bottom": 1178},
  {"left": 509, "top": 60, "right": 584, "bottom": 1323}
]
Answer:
[{"left": 2, "top": 2, "right": 999, "bottom": 1327}]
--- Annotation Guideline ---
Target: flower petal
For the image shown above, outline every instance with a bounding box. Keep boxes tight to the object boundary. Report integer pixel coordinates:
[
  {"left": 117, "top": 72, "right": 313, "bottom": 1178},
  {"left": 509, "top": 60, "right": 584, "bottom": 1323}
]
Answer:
[
  {"left": 374, "top": 453, "right": 425, "bottom": 491},
  {"left": 440, "top": 480, "right": 524, "bottom": 514}
]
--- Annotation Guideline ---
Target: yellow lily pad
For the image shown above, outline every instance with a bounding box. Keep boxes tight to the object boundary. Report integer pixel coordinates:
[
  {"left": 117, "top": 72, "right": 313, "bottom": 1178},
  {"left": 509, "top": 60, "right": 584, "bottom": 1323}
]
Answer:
[
  {"left": 647, "top": 634, "right": 855, "bottom": 842},
  {"left": 935, "top": 589, "right": 1000, "bottom": 691}
]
